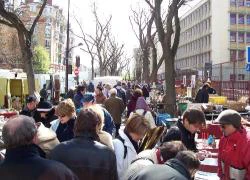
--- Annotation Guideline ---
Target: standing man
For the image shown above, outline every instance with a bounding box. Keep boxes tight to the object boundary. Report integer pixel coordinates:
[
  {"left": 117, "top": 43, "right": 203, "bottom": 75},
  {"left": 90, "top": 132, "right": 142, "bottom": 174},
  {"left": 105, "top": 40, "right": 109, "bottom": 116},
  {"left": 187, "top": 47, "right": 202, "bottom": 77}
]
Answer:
[
  {"left": 217, "top": 110, "right": 250, "bottom": 180},
  {"left": 104, "top": 88, "right": 125, "bottom": 137},
  {"left": 115, "top": 81, "right": 127, "bottom": 105},
  {"left": 40, "top": 84, "right": 48, "bottom": 100},
  {"left": 0, "top": 115, "right": 77, "bottom": 180},
  {"left": 73, "top": 85, "right": 86, "bottom": 110},
  {"left": 20, "top": 95, "right": 38, "bottom": 118},
  {"left": 195, "top": 83, "right": 209, "bottom": 103}
]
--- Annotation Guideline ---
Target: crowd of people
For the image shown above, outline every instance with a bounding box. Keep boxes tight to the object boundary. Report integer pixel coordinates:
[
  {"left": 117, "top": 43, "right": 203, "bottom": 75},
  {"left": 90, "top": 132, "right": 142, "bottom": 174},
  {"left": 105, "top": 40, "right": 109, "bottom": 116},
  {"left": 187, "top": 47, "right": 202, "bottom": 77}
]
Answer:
[{"left": 0, "top": 81, "right": 249, "bottom": 180}]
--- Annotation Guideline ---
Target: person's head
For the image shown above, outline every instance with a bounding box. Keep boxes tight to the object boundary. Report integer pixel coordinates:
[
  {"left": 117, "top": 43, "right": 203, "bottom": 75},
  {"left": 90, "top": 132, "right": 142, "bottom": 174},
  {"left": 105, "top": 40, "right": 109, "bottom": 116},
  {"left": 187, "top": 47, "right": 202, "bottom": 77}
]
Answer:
[
  {"left": 104, "top": 83, "right": 111, "bottom": 90},
  {"left": 87, "top": 105, "right": 105, "bottom": 132},
  {"left": 37, "top": 99, "right": 53, "bottom": 118},
  {"left": 26, "top": 95, "right": 37, "bottom": 111},
  {"left": 117, "top": 81, "right": 122, "bottom": 86},
  {"left": 216, "top": 109, "right": 242, "bottom": 136},
  {"left": 133, "top": 88, "right": 143, "bottom": 98},
  {"left": 182, "top": 108, "right": 206, "bottom": 134},
  {"left": 2, "top": 115, "right": 38, "bottom": 149},
  {"left": 83, "top": 93, "right": 95, "bottom": 107},
  {"left": 203, "top": 83, "right": 210, "bottom": 89},
  {"left": 109, "top": 88, "right": 117, "bottom": 97},
  {"left": 159, "top": 141, "right": 187, "bottom": 162},
  {"left": 56, "top": 98, "right": 76, "bottom": 124},
  {"left": 95, "top": 86, "right": 103, "bottom": 96},
  {"left": 162, "top": 126, "right": 182, "bottom": 143},
  {"left": 124, "top": 114, "right": 151, "bottom": 142},
  {"left": 77, "top": 85, "right": 86, "bottom": 95},
  {"left": 175, "top": 151, "right": 200, "bottom": 178},
  {"left": 74, "top": 108, "right": 100, "bottom": 140}
]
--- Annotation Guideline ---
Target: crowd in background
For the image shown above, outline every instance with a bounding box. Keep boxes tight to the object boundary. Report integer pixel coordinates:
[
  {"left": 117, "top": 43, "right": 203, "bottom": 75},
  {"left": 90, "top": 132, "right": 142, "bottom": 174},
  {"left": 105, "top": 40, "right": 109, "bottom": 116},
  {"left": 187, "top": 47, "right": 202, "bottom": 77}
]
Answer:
[{"left": 0, "top": 80, "right": 249, "bottom": 180}]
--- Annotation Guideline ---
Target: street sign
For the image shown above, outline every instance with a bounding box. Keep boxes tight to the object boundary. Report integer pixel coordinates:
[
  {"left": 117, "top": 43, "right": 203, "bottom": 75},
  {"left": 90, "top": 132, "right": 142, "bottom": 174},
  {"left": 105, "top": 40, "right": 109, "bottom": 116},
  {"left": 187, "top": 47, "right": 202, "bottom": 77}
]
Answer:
[
  {"left": 246, "top": 46, "right": 250, "bottom": 64},
  {"left": 246, "top": 64, "right": 250, "bottom": 72},
  {"left": 74, "top": 68, "right": 79, "bottom": 75}
]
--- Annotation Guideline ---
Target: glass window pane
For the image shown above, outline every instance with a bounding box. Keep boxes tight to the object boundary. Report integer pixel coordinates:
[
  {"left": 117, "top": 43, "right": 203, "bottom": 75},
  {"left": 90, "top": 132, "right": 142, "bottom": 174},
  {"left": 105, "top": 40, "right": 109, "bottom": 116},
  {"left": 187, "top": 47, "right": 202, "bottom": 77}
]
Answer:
[
  {"left": 230, "top": 14, "right": 236, "bottom": 24},
  {"left": 230, "top": 32, "right": 237, "bottom": 42},
  {"left": 238, "top": 32, "right": 245, "bottom": 43},
  {"left": 238, "top": 14, "right": 245, "bottom": 24}
]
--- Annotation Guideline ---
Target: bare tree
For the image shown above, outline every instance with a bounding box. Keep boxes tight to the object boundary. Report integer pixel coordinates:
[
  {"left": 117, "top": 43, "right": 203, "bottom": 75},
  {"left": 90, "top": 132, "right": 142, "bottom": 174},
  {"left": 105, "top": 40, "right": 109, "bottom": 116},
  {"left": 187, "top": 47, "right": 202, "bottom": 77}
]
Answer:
[
  {"left": 0, "top": 0, "right": 47, "bottom": 94},
  {"left": 73, "top": 4, "right": 125, "bottom": 78},
  {"left": 145, "top": 0, "right": 189, "bottom": 116}
]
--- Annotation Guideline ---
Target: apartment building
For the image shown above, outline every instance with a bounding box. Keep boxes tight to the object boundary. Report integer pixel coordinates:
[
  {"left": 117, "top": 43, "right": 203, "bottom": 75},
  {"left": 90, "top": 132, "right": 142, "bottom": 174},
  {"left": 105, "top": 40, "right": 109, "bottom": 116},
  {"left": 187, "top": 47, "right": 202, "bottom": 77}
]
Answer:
[
  {"left": 175, "top": 0, "right": 250, "bottom": 81},
  {"left": 22, "top": 0, "right": 70, "bottom": 73}
]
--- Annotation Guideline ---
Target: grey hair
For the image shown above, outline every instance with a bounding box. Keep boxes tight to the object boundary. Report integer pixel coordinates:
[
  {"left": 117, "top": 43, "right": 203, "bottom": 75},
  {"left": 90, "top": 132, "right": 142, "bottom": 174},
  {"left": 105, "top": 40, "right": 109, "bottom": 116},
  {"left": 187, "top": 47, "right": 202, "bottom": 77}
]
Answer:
[
  {"left": 2, "top": 115, "right": 37, "bottom": 149},
  {"left": 109, "top": 88, "right": 117, "bottom": 95}
]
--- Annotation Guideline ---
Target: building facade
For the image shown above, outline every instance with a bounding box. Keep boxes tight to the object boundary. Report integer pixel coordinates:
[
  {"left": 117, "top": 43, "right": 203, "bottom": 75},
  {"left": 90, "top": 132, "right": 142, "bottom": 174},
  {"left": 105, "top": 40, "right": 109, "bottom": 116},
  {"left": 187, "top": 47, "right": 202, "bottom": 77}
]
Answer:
[{"left": 175, "top": 0, "right": 250, "bottom": 81}]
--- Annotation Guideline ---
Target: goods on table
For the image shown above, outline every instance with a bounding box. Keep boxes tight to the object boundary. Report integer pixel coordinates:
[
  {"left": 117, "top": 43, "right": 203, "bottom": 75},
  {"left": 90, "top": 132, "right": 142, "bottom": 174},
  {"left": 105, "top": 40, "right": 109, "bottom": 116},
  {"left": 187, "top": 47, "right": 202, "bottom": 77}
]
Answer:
[
  {"left": 209, "top": 96, "right": 227, "bottom": 105},
  {"left": 187, "top": 103, "right": 214, "bottom": 113},
  {"left": 226, "top": 101, "right": 246, "bottom": 112}
]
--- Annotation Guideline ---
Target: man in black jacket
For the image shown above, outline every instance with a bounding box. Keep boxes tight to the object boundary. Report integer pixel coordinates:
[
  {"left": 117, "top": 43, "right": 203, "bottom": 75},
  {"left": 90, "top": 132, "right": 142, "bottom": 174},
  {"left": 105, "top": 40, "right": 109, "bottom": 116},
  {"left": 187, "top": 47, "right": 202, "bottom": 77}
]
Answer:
[
  {"left": 163, "top": 108, "right": 206, "bottom": 152},
  {"left": 20, "top": 95, "right": 38, "bottom": 118},
  {"left": 49, "top": 109, "right": 118, "bottom": 180},
  {"left": 0, "top": 115, "right": 77, "bottom": 180},
  {"left": 195, "top": 83, "right": 209, "bottom": 103},
  {"left": 130, "top": 151, "right": 200, "bottom": 180}
]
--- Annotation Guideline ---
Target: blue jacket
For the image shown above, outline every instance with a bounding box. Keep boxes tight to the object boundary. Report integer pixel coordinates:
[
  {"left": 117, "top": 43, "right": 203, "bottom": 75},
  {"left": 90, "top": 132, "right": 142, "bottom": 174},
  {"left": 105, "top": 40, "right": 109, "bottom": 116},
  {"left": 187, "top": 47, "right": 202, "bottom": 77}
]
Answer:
[
  {"left": 74, "top": 92, "right": 84, "bottom": 109},
  {"left": 102, "top": 108, "right": 115, "bottom": 135}
]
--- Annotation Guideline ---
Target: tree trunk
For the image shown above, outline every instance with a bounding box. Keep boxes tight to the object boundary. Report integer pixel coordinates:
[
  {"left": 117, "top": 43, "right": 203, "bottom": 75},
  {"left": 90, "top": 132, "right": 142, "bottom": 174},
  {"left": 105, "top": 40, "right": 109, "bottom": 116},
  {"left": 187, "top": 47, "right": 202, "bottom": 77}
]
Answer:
[
  {"left": 18, "top": 31, "right": 35, "bottom": 94},
  {"left": 150, "top": 45, "right": 158, "bottom": 83},
  {"left": 91, "top": 58, "right": 94, "bottom": 80},
  {"left": 142, "top": 49, "right": 150, "bottom": 83},
  {"left": 164, "top": 51, "right": 176, "bottom": 116}
]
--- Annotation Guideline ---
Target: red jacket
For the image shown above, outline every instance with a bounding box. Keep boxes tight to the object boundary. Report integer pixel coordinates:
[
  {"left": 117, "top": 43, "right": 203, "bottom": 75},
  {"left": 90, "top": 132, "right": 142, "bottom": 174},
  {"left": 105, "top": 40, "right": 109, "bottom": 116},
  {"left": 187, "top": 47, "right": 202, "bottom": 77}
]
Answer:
[{"left": 218, "top": 127, "right": 250, "bottom": 180}]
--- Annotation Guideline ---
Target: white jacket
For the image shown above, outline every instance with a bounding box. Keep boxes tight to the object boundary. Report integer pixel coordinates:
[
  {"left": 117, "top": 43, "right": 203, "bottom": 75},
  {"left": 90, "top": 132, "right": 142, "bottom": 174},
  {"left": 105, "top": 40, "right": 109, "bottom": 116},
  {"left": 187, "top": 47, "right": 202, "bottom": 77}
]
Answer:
[{"left": 113, "top": 127, "right": 138, "bottom": 179}]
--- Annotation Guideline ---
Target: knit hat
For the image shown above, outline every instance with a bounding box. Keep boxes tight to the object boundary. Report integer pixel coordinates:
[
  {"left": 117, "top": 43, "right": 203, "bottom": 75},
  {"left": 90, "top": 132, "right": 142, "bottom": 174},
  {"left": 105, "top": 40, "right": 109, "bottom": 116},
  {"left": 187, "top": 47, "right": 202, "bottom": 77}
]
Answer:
[
  {"left": 215, "top": 109, "right": 242, "bottom": 128},
  {"left": 83, "top": 93, "right": 95, "bottom": 103},
  {"left": 37, "top": 100, "right": 52, "bottom": 112}
]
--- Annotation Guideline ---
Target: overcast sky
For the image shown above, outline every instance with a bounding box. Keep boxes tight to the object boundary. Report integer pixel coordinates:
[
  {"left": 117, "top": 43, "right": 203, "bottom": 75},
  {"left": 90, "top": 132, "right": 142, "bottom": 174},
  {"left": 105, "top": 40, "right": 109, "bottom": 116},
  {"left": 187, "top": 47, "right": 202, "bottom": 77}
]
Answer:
[{"left": 53, "top": 0, "right": 201, "bottom": 68}]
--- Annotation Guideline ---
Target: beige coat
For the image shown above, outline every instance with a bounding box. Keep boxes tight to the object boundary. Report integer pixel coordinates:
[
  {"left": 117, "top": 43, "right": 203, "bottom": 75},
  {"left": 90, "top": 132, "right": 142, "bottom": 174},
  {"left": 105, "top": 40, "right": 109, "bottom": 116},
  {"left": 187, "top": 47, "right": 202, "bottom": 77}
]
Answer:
[
  {"left": 98, "top": 131, "right": 114, "bottom": 150},
  {"left": 36, "top": 122, "right": 60, "bottom": 156}
]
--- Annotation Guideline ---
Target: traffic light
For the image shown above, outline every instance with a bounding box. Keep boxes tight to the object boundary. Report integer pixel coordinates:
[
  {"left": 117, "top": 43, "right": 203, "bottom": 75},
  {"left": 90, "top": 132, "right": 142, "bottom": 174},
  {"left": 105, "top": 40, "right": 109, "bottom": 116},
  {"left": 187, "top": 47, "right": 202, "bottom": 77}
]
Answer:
[{"left": 76, "top": 56, "right": 80, "bottom": 67}]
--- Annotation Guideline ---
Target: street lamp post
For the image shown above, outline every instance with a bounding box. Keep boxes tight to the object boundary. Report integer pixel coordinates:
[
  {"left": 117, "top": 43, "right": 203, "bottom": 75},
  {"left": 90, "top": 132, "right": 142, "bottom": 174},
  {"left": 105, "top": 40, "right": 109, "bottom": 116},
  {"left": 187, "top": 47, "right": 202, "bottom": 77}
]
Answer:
[{"left": 65, "top": 0, "right": 70, "bottom": 93}]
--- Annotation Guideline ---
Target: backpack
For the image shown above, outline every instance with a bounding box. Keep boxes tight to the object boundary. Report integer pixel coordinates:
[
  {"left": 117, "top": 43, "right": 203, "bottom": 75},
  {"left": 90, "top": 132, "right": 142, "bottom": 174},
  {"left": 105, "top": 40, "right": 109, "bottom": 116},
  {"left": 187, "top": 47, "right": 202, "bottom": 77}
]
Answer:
[{"left": 116, "top": 135, "right": 127, "bottom": 159}]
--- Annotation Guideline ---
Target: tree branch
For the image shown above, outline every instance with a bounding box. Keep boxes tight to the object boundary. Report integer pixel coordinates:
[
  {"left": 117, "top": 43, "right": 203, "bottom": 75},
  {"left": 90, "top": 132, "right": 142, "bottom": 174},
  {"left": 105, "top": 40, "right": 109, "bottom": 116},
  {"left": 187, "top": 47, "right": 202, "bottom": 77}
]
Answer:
[{"left": 30, "top": 0, "right": 48, "bottom": 35}]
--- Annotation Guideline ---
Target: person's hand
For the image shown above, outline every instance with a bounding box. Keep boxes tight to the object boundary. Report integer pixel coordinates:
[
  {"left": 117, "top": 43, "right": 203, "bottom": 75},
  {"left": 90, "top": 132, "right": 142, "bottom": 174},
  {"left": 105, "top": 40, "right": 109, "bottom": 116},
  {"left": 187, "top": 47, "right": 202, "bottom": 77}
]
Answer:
[
  {"left": 241, "top": 118, "right": 250, "bottom": 127},
  {"left": 196, "top": 150, "right": 208, "bottom": 161}
]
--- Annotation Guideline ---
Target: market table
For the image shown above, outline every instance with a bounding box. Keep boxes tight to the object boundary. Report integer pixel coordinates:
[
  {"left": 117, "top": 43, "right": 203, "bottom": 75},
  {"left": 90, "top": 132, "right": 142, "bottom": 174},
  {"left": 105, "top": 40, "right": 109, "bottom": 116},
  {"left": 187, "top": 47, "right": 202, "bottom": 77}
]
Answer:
[
  {"left": 0, "top": 111, "right": 18, "bottom": 118},
  {"left": 195, "top": 139, "right": 220, "bottom": 180}
]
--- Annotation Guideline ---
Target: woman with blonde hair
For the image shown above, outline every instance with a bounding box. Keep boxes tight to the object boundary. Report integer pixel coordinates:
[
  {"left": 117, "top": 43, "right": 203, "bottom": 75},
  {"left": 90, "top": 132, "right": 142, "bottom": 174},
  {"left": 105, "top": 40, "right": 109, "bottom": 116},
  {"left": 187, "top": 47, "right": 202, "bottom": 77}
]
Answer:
[
  {"left": 51, "top": 98, "right": 76, "bottom": 142},
  {"left": 113, "top": 114, "right": 151, "bottom": 179},
  {"left": 87, "top": 104, "right": 114, "bottom": 150}
]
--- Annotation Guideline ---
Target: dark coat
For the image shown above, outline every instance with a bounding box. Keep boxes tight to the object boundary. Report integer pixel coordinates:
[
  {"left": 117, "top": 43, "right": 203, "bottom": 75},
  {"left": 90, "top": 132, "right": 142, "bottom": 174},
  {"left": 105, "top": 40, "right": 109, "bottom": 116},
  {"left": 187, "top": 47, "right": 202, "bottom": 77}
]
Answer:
[
  {"left": 0, "top": 144, "right": 77, "bottom": 180},
  {"left": 49, "top": 135, "right": 118, "bottom": 180},
  {"left": 207, "top": 87, "right": 216, "bottom": 94},
  {"left": 104, "top": 96, "right": 125, "bottom": 125},
  {"left": 195, "top": 87, "right": 209, "bottom": 103},
  {"left": 130, "top": 159, "right": 191, "bottom": 180},
  {"left": 127, "top": 95, "right": 140, "bottom": 117},
  {"left": 56, "top": 118, "right": 75, "bottom": 142},
  {"left": 88, "top": 82, "right": 95, "bottom": 93},
  {"left": 163, "top": 120, "right": 197, "bottom": 152},
  {"left": 20, "top": 107, "right": 39, "bottom": 119},
  {"left": 73, "top": 92, "right": 84, "bottom": 109}
]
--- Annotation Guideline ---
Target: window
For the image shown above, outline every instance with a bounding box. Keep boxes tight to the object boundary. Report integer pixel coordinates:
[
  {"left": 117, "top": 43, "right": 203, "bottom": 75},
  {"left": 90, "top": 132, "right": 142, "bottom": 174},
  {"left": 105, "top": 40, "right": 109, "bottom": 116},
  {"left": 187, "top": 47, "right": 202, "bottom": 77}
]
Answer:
[
  {"left": 238, "top": 74, "right": 245, "bottom": 80},
  {"left": 30, "top": 5, "right": 36, "bottom": 12},
  {"left": 238, "top": 14, "right": 245, "bottom": 24},
  {"left": 45, "top": 40, "right": 51, "bottom": 48},
  {"left": 230, "top": 50, "right": 237, "bottom": 61},
  {"left": 230, "top": 32, "right": 237, "bottom": 42},
  {"left": 246, "top": 0, "right": 250, "bottom": 7},
  {"left": 247, "top": 15, "right": 250, "bottom": 25},
  {"left": 230, "top": 0, "right": 236, "bottom": 6},
  {"left": 238, "top": 0, "right": 244, "bottom": 6},
  {"left": 238, "top": 50, "right": 245, "bottom": 60},
  {"left": 247, "top": 33, "right": 250, "bottom": 43},
  {"left": 230, "top": 14, "right": 236, "bottom": 25},
  {"left": 238, "top": 32, "right": 245, "bottom": 43}
]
